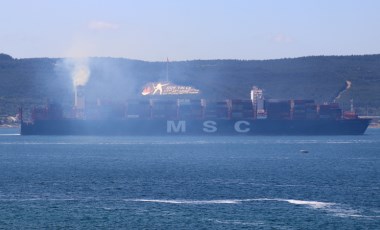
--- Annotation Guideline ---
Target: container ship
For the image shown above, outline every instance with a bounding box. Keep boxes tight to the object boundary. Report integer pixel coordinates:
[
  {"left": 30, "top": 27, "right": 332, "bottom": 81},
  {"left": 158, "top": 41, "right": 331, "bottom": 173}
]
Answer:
[{"left": 20, "top": 86, "right": 370, "bottom": 135}]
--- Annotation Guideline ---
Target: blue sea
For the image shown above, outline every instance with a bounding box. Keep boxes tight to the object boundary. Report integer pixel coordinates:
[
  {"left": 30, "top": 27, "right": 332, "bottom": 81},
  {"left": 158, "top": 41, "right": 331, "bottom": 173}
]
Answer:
[{"left": 0, "top": 128, "right": 379, "bottom": 229}]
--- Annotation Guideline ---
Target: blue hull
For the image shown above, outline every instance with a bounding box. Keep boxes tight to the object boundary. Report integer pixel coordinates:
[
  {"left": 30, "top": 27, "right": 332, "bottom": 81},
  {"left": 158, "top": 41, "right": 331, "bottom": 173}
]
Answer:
[{"left": 21, "top": 118, "right": 371, "bottom": 135}]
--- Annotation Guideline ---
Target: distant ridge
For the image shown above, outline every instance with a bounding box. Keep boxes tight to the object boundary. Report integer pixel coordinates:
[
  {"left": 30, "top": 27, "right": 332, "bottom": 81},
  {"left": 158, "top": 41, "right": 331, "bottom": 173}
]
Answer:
[{"left": 0, "top": 54, "right": 379, "bottom": 116}]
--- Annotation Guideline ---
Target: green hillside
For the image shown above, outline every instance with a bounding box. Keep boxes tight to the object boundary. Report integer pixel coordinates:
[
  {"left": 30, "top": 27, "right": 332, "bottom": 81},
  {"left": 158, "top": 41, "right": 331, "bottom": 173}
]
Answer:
[{"left": 1, "top": 53, "right": 380, "bottom": 117}]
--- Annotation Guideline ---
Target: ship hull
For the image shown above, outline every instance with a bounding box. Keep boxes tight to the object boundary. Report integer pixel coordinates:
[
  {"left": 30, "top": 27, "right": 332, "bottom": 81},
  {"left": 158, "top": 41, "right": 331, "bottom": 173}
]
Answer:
[{"left": 20, "top": 118, "right": 371, "bottom": 135}]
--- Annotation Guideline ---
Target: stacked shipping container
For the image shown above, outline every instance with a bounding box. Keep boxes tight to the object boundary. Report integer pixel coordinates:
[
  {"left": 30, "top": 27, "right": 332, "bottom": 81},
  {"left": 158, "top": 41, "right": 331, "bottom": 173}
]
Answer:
[
  {"left": 265, "top": 100, "right": 291, "bottom": 120},
  {"left": 229, "top": 99, "right": 254, "bottom": 119},
  {"left": 178, "top": 99, "right": 203, "bottom": 119},
  {"left": 319, "top": 103, "right": 342, "bottom": 120},
  {"left": 203, "top": 100, "right": 229, "bottom": 119},
  {"left": 150, "top": 100, "right": 178, "bottom": 119},
  {"left": 71, "top": 99, "right": 349, "bottom": 121},
  {"left": 291, "top": 100, "right": 317, "bottom": 120}
]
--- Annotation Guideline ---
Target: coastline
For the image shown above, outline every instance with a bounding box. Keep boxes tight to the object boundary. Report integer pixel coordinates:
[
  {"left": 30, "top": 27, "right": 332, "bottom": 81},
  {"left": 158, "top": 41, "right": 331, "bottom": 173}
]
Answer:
[{"left": 0, "top": 124, "right": 19, "bottom": 128}]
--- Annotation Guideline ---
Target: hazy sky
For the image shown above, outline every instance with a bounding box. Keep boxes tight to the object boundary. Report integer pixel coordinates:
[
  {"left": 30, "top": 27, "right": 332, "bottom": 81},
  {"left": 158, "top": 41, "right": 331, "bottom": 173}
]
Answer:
[{"left": 1, "top": 0, "right": 379, "bottom": 60}]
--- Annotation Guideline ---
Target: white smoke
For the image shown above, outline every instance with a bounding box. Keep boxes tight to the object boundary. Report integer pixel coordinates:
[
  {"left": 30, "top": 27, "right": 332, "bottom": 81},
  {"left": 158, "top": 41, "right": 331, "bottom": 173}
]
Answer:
[
  {"left": 334, "top": 80, "right": 352, "bottom": 102},
  {"left": 69, "top": 58, "right": 90, "bottom": 88}
]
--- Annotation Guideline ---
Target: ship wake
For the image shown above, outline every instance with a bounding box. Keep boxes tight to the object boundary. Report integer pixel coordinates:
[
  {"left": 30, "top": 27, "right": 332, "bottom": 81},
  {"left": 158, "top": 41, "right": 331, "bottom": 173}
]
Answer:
[{"left": 125, "top": 198, "right": 380, "bottom": 219}]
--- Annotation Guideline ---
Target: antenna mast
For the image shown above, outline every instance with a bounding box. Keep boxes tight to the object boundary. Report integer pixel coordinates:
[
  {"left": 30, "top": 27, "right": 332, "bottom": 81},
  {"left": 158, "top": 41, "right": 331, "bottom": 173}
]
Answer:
[
  {"left": 350, "top": 99, "right": 354, "bottom": 112},
  {"left": 166, "top": 57, "right": 169, "bottom": 82}
]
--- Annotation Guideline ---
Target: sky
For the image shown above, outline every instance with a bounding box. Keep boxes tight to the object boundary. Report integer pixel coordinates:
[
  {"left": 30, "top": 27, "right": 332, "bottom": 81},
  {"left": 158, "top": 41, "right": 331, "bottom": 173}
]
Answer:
[{"left": 1, "top": 0, "right": 380, "bottom": 61}]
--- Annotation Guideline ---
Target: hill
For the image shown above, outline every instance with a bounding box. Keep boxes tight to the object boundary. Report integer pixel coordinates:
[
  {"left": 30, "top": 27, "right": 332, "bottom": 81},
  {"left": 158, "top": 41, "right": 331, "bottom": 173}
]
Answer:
[{"left": 1, "top": 53, "right": 380, "bottom": 117}]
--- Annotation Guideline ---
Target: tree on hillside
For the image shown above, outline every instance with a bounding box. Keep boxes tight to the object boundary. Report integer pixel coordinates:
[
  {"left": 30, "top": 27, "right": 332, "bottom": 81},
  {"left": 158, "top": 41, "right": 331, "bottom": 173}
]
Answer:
[{"left": 0, "top": 53, "right": 13, "bottom": 61}]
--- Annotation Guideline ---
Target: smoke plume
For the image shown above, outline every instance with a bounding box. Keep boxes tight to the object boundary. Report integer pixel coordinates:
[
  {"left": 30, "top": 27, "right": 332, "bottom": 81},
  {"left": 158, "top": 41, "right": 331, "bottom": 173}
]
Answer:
[
  {"left": 333, "top": 80, "right": 352, "bottom": 102},
  {"left": 69, "top": 58, "right": 90, "bottom": 88}
]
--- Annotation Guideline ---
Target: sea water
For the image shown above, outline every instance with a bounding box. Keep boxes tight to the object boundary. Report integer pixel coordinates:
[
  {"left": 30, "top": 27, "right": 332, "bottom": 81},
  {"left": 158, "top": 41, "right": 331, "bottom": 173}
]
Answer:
[{"left": 0, "top": 128, "right": 379, "bottom": 229}]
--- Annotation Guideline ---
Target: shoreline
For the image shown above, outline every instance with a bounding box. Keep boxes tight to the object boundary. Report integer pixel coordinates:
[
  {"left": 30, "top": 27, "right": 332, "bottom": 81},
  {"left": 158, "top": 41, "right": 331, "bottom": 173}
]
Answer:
[{"left": 0, "top": 125, "right": 19, "bottom": 129}]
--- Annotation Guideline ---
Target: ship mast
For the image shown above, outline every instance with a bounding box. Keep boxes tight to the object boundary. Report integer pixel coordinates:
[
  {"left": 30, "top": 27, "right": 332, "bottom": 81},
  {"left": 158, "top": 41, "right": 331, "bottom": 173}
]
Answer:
[{"left": 166, "top": 57, "right": 169, "bottom": 82}]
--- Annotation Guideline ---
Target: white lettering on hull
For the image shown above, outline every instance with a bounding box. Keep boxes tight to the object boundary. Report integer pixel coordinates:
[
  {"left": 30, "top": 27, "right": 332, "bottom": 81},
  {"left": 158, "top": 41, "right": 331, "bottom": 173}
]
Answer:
[
  {"left": 167, "top": 120, "right": 186, "bottom": 133},
  {"left": 166, "top": 120, "right": 252, "bottom": 133},
  {"left": 203, "top": 120, "right": 217, "bottom": 133},
  {"left": 234, "top": 121, "right": 250, "bottom": 133}
]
